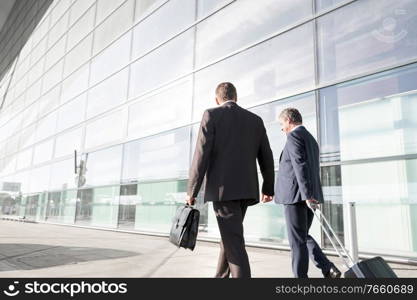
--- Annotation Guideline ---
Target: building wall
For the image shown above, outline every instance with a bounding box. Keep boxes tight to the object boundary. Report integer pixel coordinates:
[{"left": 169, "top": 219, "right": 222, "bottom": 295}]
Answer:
[{"left": 0, "top": 0, "right": 417, "bottom": 259}]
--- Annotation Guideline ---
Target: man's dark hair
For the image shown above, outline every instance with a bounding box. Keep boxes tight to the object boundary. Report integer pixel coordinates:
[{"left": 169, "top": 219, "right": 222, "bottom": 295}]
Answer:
[
  {"left": 215, "top": 82, "right": 237, "bottom": 102},
  {"left": 279, "top": 108, "right": 303, "bottom": 124}
]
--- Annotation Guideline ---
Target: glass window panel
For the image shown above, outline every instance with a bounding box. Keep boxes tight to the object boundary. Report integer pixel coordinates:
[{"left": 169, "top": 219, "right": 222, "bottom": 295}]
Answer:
[
  {"left": 93, "top": 0, "right": 134, "bottom": 55},
  {"left": 38, "top": 84, "right": 61, "bottom": 118},
  {"left": 42, "top": 59, "right": 64, "bottom": 94},
  {"left": 132, "top": 0, "right": 196, "bottom": 59},
  {"left": 84, "top": 145, "right": 123, "bottom": 186},
  {"left": 50, "top": 0, "right": 71, "bottom": 26},
  {"left": 49, "top": 158, "right": 77, "bottom": 190},
  {"left": 129, "top": 29, "right": 194, "bottom": 98},
  {"left": 27, "top": 57, "right": 45, "bottom": 88},
  {"left": 127, "top": 76, "right": 192, "bottom": 139},
  {"left": 22, "top": 102, "right": 39, "bottom": 128},
  {"left": 96, "top": 0, "right": 126, "bottom": 24},
  {"left": 193, "top": 22, "right": 315, "bottom": 122},
  {"left": 2, "top": 155, "right": 16, "bottom": 176},
  {"left": 87, "top": 68, "right": 129, "bottom": 119},
  {"left": 47, "top": 11, "right": 69, "bottom": 48},
  {"left": 63, "top": 33, "right": 93, "bottom": 78},
  {"left": 35, "top": 111, "right": 58, "bottom": 142},
  {"left": 61, "top": 63, "right": 90, "bottom": 104},
  {"left": 44, "top": 34, "right": 66, "bottom": 72},
  {"left": 317, "top": 0, "right": 417, "bottom": 84},
  {"left": 20, "top": 123, "right": 37, "bottom": 149},
  {"left": 60, "top": 189, "right": 77, "bottom": 224},
  {"left": 55, "top": 127, "right": 83, "bottom": 158},
  {"left": 84, "top": 109, "right": 126, "bottom": 149},
  {"left": 69, "top": 0, "right": 96, "bottom": 27},
  {"left": 24, "top": 194, "right": 41, "bottom": 221},
  {"left": 197, "top": 0, "right": 231, "bottom": 18},
  {"left": 75, "top": 186, "right": 120, "bottom": 228},
  {"left": 134, "top": 0, "right": 158, "bottom": 22},
  {"left": 135, "top": 179, "right": 187, "bottom": 233},
  {"left": 10, "top": 170, "right": 30, "bottom": 194},
  {"left": 123, "top": 126, "right": 190, "bottom": 182},
  {"left": 315, "top": 0, "right": 350, "bottom": 12},
  {"left": 33, "top": 139, "right": 54, "bottom": 165},
  {"left": 5, "top": 135, "right": 19, "bottom": 157},
  {"left": 341, "top": 159, "right": 417, "bottom": 257},
  {"left": 249, "top": 92, "right": 317, "bottom": 170},
  {"left": 29, "top": 165, "right": 51, "bottom": 193},
  {"left": 67, "top": 4, "right": 95, "bottom": 50},
  {"left": 320, "top": 165, "right": 345, "bottom": 248},
  {"left": 320, "top": 63, "right": 417, "bottom": 162},
  {"left": 17, "top": 148, "right": 33, "bottom": 170},
  {"left": 57, "top": 93, "right": 86, "bottom": 132},
  {"left": 196, "top": 0, "right": 312, "bottom": 67},
  {"left": 118, "top": 184, "right": 138, "bottom": 229},
  {"left": 45, "top": 191, "right": 62, "bottom": 221},
  {"left": 31, "top": 35, "right": 48, "bottom": 67},
  {"left": 90, "top": 31, "right": 131, "bottom": 86}
]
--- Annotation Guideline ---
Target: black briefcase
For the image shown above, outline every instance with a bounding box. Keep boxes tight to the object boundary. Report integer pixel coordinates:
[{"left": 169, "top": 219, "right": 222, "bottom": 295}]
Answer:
[{"left": 169, "top": 205, "right": 200, "bottom": 251}]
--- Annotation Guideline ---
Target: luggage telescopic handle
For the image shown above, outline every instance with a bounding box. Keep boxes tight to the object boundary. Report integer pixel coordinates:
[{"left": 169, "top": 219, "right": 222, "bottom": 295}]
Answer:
[{"left": 307, "top": 202, "right": 355, "bottom": 269}]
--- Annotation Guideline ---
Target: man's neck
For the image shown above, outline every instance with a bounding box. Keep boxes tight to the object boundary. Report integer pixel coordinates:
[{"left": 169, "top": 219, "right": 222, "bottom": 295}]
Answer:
[
  {"left": 290, "top": 124, "right": 303, "bottom": 132},
  {"left": 220, "top": 100, "right": 236, "bottom": 105}
]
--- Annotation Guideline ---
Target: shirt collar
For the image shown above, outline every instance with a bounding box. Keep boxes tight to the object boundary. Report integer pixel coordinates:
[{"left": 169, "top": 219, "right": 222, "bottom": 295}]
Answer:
[
  {"left": 221, "top": 100, "right": 236, "bottom": 106},
  {"left": 290, "top": 124, "right": 303, "bottom": 132}
]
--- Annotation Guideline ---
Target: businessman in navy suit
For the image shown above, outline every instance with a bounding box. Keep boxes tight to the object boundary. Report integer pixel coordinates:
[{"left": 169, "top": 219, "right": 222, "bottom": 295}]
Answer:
[{"left": 275, "top": 108, "right": 341, "bottom": 278}]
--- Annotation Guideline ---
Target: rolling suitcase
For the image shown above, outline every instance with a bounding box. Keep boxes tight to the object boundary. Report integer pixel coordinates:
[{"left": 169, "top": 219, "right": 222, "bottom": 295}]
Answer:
[{"left": 307, "top": 202, "right": 397, "bottom": 278}]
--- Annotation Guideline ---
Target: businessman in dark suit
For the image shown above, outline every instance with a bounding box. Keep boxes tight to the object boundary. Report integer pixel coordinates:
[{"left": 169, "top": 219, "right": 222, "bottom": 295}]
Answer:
[
  {"left": 275, "top": 108, "right": 341, "bottom": 278},
  {"left": 186, "top": 82, "right": 275, "bottom": 278}
]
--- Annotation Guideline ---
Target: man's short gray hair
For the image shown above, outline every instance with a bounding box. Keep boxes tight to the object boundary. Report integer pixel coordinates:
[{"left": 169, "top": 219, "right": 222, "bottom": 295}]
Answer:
[{"left": 279, "top": 108, "right": 303, "bottom": 124}]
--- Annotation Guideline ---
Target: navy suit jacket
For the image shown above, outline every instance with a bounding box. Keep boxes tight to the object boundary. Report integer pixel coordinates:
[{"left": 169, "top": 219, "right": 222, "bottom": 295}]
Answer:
[{"left": 275, "top": 126, "right": 324, "bottom": 205}]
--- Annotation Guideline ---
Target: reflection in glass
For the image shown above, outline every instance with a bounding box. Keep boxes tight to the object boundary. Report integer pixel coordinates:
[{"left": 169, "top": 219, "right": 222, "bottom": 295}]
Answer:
[
  {"left": 320, "top": 63, "right": 417, "bottom": 162},
  {"left": 46, "top": 191, "right": 62, "bottom": 222},
  {"left": 75, "top": 186, "right": 119, "bottom": 228},
  {"left": 250, "top": 92, "right": 317, "bottom": 169},
  {"left": 317, "top": 0, "right": 417, "bottom": 83},
  {"left": 49, "top": 158, "right": 77, "bottom": 190},
  {"left": 118, "top": 184, "right": 138, "bottom": 229},
  {"left": 321, "top": 165, "right": 344, "bottom": 248},
  {"left": 90, "top": 31, "right": 131, "bottom": 87},
  {"left": 84, "top": 145, "right": 123, "bottom": 187},
  {"left": 132, "top": 0, "right": 195, "bottom": 59},
  {"left": 87, "top": 68, "right": 129, "bottom": 119},
  {"left": 123, "top": 127, "right": 190, "bottom": 182},
  {"left": 341, "top": 159, "right": 417, "bottom": 257},
  {"left": 84, "top": 109, "right": 126, "bottom": 149},
  {"left": 128, "top": 76, "right": 192, "bottom": 139},
  {"left": 196, "top": 0, "right": 312, "bottom": 67},
  {"left": 135, "top": 180, "right": 187, "bottom": 233},
  {"left": 93, "top": 0, "right": 134, "bottom": 55},
  {"left": 129, "top": 29, "right": 194, "bottom": 99},
  {"left": 193, "top": 23, "right": 315, "bottom": 121}
]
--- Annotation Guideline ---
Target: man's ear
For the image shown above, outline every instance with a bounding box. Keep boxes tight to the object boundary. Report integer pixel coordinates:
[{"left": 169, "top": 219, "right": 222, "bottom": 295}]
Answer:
[{"left": 215, "top": 97, "right": 220, "bottom": 105}]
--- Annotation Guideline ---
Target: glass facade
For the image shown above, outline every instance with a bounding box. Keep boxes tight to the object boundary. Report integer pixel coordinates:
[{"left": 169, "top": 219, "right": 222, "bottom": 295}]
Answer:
[{"left": 1, "top": 0, "right": 417, "bottom": 260}]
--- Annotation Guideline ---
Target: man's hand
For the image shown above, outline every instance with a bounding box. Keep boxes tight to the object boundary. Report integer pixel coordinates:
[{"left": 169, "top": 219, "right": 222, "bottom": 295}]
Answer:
[
  {"left": 261, "top": 194, "right": 273, "bottom": 203},
  {"left": 185, "top": 195, "right": 196, "bottom": 206},
  {"left": 306, "top": 198, "right": 319, "bottom": 209}
]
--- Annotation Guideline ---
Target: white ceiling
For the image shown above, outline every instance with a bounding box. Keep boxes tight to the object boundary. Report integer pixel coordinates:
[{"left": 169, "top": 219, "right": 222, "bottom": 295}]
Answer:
[{"left": 0, "top": 0, "right": 16, "bottom": 34}]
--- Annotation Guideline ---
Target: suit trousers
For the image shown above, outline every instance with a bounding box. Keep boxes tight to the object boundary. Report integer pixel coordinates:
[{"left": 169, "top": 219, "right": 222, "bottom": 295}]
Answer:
[
  {"left": 284, "top": 201, "right": 333, "bottom": 278},
  {"left": 212, "top": 199, "right": 251, "bottom": 278}
]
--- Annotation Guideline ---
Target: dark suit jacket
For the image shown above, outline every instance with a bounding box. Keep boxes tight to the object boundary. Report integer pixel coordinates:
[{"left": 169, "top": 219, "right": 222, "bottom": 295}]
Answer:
[
  {"left": 275, "top": 126, "right": 324, "bottom": 205},
  {"left": 187, "top": 101, "right": 274, "bottom": 205}
]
